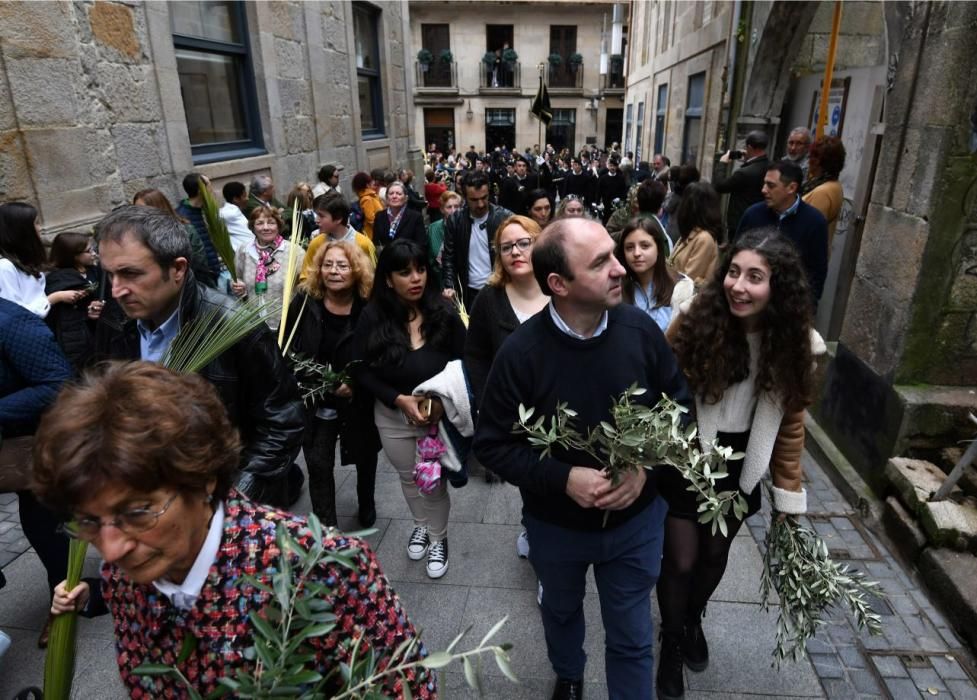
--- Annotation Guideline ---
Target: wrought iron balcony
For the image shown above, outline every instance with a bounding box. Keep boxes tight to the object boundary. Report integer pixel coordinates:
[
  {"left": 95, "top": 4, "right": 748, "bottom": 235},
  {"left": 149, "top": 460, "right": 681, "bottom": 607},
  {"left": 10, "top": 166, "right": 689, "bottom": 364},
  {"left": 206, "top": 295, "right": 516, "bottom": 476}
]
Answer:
[
  {"left": 415, "top": 60, "right": 457, "bottom": 91},
  {"left": 548, "top": 63, "right": 583, "bottom": 92},
  {"left": 479, "top": 60, "right": 521, "bottom": 92}
]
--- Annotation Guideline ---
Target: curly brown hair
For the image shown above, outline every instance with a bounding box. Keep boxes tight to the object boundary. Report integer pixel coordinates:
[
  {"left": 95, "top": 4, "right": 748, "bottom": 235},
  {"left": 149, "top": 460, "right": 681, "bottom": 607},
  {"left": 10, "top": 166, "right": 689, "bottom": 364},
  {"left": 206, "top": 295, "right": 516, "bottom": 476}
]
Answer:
[
  {"left": 32, "top": 362, "right": 241, "bottom": 517},
  {"left": 300, "top": 239, "right": 374, "bottom": 301},
  {"left": 670, "top": 227, "right": 814, "bottom": 412},
  {"left": 808, "top": 135, "right": 846, "bottom": 180}
]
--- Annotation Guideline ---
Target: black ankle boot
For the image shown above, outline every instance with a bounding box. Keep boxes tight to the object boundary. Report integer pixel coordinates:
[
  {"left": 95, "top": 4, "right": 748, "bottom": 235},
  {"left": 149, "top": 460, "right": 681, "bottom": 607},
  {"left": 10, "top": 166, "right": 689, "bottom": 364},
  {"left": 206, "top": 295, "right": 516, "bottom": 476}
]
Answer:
[
  {"left": 682, "top": 614, "right": 709, "bottom": 672},
  {"left": 551, "top": 677, "right": 583, "bottom": 700},
  {"left": 656, "top": 630, "right": 684, "bottom": 700}
]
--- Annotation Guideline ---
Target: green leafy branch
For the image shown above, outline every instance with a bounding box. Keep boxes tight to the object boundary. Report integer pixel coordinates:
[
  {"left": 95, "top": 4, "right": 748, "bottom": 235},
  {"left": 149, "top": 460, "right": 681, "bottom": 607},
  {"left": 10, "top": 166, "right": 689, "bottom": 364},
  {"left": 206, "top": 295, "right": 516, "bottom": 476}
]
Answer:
[
  {"left": 760, "top": 496, "right": 884, "bottom": 666},
  {"left": 287, "top": 352, "right": 356, "bottom": 408},
  {"left": 514, "top": 385, "right": 749, "bottom": 533},
  {"left": 134, "top": 515, "right": 516, "bottom": 698}
]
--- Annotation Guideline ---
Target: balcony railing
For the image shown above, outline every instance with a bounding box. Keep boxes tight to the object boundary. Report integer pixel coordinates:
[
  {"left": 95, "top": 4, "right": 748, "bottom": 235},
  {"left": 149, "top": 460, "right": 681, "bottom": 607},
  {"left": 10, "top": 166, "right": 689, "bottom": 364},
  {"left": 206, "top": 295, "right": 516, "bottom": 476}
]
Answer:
[
  {"left": 479, "top": 60, "right": 521, "bottom": 91},
  {"left": 548, "top": 63, "right": 583, "bottom": 91},
  {"left": 415, "top": 60, "right": 457, "bottom": 90},
  {"left": 602, "top": 71, "right": 626, "bottom": 92}
]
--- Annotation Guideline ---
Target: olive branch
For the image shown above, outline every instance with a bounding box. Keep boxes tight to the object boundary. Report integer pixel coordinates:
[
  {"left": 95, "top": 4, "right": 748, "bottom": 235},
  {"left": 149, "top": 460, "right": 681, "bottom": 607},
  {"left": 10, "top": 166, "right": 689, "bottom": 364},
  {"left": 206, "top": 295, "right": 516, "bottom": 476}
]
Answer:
[
  {"left": 287, "top": 353, "right": 357, "bottom": 408},
  {"left": 514, "top": 385, "right": 749, "bottom": 534},
  {"left": 760, "top": 497, "right": 884, "bottom": 666},
  {"left": 133, "top": 515, "right": 516, "bottom": 698}
]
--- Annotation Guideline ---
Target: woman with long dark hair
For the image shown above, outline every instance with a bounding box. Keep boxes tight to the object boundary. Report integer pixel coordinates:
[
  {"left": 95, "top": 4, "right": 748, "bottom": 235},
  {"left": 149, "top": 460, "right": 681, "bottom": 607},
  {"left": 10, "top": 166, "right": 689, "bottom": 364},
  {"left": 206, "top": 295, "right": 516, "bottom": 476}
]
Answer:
[
  {"left": 616, "top": 217, "right": 693, "bottom": 332},
  {"left": 670, "top": 182, "right": 722, "bottom": 286},
  {"left": 0, "top": 202, "right": 50, "bottom": 317},
  {"left": 352, "top": 239, "right": 466, "bottom": 579},
  {"left": 802, "top": 135, "right": 846, "bottom": 249},
  {"left": 655, "top": 228, "right": 822, "bottom": 699},
  {"left": 45, "top": 232, "right": 103, "bottom": 371},
  {"left": 284, "top": 240, "right": 378, "bottom": 528},
  {"left": 525, "top": 189, "right": 553, "bottom": 230}
]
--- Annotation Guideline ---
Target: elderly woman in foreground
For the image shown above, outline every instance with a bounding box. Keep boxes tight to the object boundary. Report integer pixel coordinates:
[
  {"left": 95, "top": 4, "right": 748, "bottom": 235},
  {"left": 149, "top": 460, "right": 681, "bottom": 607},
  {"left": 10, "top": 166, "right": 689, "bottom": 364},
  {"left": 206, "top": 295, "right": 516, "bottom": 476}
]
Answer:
[{"left": 39, "top": 362, "right": 433, "bottom": 699}]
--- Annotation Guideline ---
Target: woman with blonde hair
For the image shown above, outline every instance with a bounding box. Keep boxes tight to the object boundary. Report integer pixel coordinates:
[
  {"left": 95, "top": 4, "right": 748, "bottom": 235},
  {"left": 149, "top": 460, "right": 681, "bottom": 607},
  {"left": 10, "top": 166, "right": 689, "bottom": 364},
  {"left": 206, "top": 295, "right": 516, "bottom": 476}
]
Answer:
[
  {"left": 283, "top": 240, "right": 378, "bottom": 527},
  {"left": 465, "top": 214, "right": 547, "bottom": 494}
]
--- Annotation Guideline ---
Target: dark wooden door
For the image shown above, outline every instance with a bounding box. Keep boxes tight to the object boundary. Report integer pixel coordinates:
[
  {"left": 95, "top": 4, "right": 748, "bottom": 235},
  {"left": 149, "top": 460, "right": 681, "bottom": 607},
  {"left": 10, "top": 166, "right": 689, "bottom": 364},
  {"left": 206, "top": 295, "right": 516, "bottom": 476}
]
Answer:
[
  {"left": 421, "top": 24, "right": 451, "bottom": 87},
  {"left": 549, "top": 26, "right": 577, "bottom": 88}
]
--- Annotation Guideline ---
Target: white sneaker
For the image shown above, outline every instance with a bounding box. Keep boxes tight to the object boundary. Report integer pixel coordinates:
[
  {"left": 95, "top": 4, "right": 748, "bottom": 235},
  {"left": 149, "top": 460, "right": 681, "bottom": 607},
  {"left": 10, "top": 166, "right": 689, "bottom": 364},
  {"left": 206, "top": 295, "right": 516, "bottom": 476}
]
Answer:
[
  {"left": 407, "top": 526, "right": 430, "bottom": 560},
  {"left": 516, "top": 530, "right": 530, "bottom": 559},
  {"left": 0, "top": 630, "right": 10, "bottom": 659},
  {"left": 537, "top": 580, "right": 544, "bottom": 606},
  {"left": 426, "top": 539, "right": 449, "bottom": 579}
]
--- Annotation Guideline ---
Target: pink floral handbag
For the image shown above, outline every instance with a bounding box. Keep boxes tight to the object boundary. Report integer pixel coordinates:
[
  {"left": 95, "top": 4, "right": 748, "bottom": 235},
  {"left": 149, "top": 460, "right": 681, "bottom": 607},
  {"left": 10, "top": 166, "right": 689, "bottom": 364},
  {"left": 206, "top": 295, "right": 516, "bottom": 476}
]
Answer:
[{"left": 414, "top": 425, "right": 446, "bottom": 495}]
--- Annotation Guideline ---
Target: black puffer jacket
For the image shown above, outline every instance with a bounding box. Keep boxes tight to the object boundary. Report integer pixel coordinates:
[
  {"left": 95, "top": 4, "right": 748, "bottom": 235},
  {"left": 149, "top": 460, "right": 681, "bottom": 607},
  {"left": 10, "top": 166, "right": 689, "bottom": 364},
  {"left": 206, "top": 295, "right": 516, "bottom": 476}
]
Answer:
[{"left": 93, "top": 274, "right": 305, "bottom": 508}]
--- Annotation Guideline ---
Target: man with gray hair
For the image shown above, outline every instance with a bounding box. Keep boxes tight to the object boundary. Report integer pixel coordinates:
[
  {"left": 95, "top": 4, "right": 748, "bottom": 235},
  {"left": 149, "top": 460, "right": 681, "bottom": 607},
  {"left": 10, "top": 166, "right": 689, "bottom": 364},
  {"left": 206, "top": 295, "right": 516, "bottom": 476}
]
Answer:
[
  {"left": 244, "top": 173, "right": 285, "bottom": 218},
  {"left": 93, "top": 205, "right": 305, "bottom": 508},
  {"left": 784, "top": 126, "right": 812, "bottom": 178},
  {"left": 713, "top": 129, "right": 771, "bottom": 243},
  {"left": 474, "top": 217, "right": 692, "bottom": 700}
]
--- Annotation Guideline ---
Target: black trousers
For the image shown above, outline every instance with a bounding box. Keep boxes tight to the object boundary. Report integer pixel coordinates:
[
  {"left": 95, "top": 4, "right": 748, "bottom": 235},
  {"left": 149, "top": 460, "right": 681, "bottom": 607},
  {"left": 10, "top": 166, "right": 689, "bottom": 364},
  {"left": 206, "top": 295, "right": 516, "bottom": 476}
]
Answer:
[{"left": 17, "top": 490, "right": 68, "bottom": 595}]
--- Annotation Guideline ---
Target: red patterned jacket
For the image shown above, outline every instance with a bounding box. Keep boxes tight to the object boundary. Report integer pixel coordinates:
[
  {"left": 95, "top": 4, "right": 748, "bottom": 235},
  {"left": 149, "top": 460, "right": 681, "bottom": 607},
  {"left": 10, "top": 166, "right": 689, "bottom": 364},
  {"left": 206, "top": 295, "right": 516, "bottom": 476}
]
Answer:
[{"left": 101, "top": 491, "right": 435, "bottom": 698}]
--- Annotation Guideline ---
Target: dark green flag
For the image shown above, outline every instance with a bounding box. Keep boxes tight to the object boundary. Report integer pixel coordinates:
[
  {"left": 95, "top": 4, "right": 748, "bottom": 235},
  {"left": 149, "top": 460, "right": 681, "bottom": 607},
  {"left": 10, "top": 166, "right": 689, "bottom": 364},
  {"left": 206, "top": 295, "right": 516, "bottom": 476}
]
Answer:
[{"left": 531, "top": 76, "right": 552, "bottom": 127}]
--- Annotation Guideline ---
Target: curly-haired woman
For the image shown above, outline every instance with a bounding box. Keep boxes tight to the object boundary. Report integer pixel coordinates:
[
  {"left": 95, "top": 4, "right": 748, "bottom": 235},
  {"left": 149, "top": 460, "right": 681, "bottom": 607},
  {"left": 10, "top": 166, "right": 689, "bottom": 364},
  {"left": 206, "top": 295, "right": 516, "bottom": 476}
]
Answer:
[
  {"left": 284, "top": 240, "right": 379, "bottom": 528},
  {"left": 802, "top": 135, "right": 846, "bottom": 249},
  {"left": 654, "top": 228, "right": 825, "bottom": 700}
]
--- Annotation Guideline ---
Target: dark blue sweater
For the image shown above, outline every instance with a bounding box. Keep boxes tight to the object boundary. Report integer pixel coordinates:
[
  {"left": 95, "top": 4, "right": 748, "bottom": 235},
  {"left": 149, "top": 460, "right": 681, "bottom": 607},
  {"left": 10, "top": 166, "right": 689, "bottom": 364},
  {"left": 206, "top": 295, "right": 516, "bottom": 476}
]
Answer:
[
  {"left": 0, "top": 298, "right": 71, "bottom": 437},
  {"left": 736, "top": 199, "right": 828, "bottom": 301},
  {"left": 473, "top": 303, "right": 692, "bottom": 531}
]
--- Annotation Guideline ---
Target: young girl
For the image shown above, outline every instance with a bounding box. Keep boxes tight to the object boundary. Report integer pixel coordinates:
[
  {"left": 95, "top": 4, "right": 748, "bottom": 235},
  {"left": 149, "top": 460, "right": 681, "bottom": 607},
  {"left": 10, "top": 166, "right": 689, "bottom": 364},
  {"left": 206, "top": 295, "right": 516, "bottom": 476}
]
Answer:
[
  {"left": 655, "top": 227, "right": 823, "bottom": 700},
  {"left": 616, "top": 217, "right": 693, "bottom": 332}
]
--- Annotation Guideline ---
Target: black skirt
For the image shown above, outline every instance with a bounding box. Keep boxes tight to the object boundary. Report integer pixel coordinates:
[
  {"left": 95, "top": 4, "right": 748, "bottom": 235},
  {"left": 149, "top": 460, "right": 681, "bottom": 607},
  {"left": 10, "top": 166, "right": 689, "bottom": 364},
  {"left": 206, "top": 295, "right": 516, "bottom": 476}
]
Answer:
[{"left": 658, "top": 430, "right": 762, "bottom": 521}]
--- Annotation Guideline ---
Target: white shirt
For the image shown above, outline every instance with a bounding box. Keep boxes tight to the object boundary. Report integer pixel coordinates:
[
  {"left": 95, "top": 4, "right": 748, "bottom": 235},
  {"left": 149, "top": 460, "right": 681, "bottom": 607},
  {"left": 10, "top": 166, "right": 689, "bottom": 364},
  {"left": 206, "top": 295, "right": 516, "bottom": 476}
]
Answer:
[
  {"left": 153, "top": 501, "right": 224, "bottom": 611},
  {"left": 715, "top": 332, "right": 762, "bottom": 432},
  {"left": 219, "top": 202, "right": 254, "bottom": 254},
  {"left": 0, "top": 259, "right": 49, "bottom": 318},
  {"left": 312, "top": 182, "right": 342, "bottom": 199},
  {"left": 548, "top": 301, "right": 609, "bottom": 339},
  {"left": 467, "top": 213, "right": 492, "bottom": 290}
]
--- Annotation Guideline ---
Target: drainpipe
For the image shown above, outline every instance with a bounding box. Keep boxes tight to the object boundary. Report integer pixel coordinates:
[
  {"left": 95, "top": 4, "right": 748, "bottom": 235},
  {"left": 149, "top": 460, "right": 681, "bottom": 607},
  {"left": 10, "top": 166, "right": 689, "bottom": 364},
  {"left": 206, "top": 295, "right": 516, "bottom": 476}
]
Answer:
[{"left": 725, "top": 0, "right": 753, "bottom": 149}]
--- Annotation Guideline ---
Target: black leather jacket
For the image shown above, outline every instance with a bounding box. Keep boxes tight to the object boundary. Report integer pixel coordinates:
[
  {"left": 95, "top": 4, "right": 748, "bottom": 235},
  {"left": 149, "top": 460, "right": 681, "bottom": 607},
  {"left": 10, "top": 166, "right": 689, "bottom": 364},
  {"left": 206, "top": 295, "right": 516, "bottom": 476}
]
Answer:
[
  {"left": 441, "top": 203, "right": 513, "bottom": 293},
  {"left": 93, "top": 275, "right": 305, "bottom": 508}
]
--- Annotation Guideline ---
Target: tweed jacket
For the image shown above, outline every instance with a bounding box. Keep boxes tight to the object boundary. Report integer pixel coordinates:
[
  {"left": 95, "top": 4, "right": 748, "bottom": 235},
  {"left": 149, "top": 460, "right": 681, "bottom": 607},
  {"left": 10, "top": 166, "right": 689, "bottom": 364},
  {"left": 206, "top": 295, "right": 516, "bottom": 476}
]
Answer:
[{"left": 102, "top": 491, "right": 434, "bottom": 699}]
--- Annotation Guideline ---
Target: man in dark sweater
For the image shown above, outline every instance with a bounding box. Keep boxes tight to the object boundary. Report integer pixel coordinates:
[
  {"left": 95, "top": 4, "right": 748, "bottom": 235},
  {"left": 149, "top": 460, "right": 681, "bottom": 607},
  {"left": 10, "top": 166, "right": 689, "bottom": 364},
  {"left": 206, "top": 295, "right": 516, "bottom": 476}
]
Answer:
[
  {"left": 473, "top": 218, "right": 692, "bottom": 700},
  {"left": 737, "top": 159, "right": 828, "bottom": 303}
]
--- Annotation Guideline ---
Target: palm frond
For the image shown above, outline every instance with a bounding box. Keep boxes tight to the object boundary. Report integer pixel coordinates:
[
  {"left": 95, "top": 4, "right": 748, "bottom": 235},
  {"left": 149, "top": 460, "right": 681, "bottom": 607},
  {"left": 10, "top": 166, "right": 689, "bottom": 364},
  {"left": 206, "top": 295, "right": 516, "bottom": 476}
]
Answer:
[
  {"left": 200, "top": 186, "right": 237, "bottom": 279},
  {"left": 43, "top": 539, "right": 88, "bottom": 700},
  {"left": 162, "top": 297, "right": 280, "bottom": 374},
  {"left": 276, "top": 201, "right": 305, "bottom": 347}
]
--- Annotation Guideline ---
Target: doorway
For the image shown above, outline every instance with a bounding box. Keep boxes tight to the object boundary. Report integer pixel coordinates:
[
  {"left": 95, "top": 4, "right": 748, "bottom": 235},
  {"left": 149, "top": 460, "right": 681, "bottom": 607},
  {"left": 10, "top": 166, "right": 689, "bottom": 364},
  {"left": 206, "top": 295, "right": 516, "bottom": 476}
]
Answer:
[
  {"left": 423, "top": 108, "right": 455, "bottom": 155},
  {"left": 421, "top": 24, "right": 452, "bottom": 88},
  {"left": 486, "top": 25, "right": 514, "bottom": 88},
  {"left": 485, "top": 108, "right": 515, "bottom": 151},
  {"left": 604, "top": 108, "right": 623, "bottom": 149}
]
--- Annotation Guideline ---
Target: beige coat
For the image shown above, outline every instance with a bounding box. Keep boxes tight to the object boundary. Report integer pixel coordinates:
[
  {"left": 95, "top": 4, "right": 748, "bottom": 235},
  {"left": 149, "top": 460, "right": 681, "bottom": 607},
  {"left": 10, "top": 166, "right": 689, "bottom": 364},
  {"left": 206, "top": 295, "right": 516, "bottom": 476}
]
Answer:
[
  {"left": 669, "top": 228, "right": 719, "bottom": 287},
  {"left": 803, "top": 180, "right": 843, "bottom": 250}
]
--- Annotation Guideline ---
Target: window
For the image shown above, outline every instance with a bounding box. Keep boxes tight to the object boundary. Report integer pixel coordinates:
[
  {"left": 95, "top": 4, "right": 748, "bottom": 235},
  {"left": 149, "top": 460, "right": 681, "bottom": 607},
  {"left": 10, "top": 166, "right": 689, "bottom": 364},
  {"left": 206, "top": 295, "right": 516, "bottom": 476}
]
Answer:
[
  {"left": 624, "top": 103, "right": 633, "bottom": 153},
  {"left": 682, "top": 72, "right": 705, "bottom": 165},
  {"left": 654, "top": 84, "right": 668, "bottom": 157},
  {"left": 635, "top": 101, "right": 645, "bottom": 164},
  {"left": 485, "top": 108, "right": 515, "bottom": 150},
  {"left": 354, "top": 3, "right": 384, "bottom": 138},
  {"left": 548, "top": 108, "right": 576, "bottom": 153},
  {"left": 171, "top": 1, "right": 263, "bottom": 163}
]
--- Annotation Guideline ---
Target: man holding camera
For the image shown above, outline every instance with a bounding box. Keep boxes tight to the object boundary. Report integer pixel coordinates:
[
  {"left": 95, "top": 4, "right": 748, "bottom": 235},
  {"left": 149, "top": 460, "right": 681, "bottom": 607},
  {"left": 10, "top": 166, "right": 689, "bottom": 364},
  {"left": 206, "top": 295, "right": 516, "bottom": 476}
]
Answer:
[{"left": 712, "top": 130, "right": 770, "bottom": 243}]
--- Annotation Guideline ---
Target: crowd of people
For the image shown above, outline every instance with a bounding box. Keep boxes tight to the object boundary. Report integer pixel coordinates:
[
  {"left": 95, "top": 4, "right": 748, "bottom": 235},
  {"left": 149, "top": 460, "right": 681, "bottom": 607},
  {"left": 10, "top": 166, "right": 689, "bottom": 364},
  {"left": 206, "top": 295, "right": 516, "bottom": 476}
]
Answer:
[{"left": 0, "top": 126, "right": 844, "bottom": 698}]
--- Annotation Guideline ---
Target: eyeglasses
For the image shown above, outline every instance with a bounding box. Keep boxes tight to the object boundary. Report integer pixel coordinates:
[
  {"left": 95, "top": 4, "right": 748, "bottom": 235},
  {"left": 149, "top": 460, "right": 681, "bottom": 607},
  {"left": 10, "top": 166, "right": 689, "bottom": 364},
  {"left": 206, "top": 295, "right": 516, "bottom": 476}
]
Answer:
[
  {"left": 322, "top": 261, "right": 351, "bottom": 271},
  {"left": 498, "top": 237, "right": 533, "bottom": 256},
  {"left": 61, "top": 493, "right": 178, "bottom": 540}
]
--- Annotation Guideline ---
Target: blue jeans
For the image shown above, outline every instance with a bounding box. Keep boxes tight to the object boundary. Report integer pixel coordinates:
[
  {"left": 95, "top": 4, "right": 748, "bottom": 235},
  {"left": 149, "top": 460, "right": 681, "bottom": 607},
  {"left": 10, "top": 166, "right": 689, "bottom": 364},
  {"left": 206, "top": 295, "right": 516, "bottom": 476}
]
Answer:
[{"left": 525, "top": 496, "right": 667, "bottom": 700}]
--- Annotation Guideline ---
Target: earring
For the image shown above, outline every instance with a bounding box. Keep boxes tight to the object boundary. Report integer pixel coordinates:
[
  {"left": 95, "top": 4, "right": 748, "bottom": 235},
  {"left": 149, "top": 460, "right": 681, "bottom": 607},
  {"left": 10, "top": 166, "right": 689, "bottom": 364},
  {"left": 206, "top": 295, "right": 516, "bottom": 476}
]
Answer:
[{"left": 206, "top": 494, "right": 214, "bottom": 504}]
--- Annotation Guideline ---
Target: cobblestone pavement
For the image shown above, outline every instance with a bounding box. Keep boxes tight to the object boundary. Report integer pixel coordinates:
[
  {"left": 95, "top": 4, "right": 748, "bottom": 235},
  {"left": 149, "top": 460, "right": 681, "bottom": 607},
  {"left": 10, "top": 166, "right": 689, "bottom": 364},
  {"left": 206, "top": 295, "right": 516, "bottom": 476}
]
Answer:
[
  {"left": 1, "top": 449, "right": 976, "bottom": 698},
  {"left": 747, "top": 452, "right": 977, "bottom": 700}
]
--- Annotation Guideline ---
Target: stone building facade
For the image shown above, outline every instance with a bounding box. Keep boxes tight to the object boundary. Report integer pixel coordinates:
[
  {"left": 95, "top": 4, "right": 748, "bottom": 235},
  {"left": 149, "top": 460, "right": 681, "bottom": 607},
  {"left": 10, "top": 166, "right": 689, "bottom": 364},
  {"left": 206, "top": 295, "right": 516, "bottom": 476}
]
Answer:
[
  {"left": 0, "top": 0, "right": 419, "bottom": 237},
  {"left": 408, "top": 0, "right": 628, "bottom": 157},
  {"left": 625, "top": 1, "right": 977, "bottom": 489}
]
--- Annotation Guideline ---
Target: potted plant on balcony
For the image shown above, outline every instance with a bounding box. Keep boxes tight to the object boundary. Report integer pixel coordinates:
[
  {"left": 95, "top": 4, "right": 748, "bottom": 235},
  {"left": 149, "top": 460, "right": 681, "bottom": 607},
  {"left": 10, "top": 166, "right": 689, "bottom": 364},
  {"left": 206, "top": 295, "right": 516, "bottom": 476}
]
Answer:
[
  {"left": 568, "top": 52, "right": 584, "bottom": 72},
  {"left": 502, "top": 47, "right": 518, "bottom": 69},
  {"left": 482, "top": 51, "right": 497, "bottom": 67},
  {"left": 548, "top": 52, "right": 562, "bottom": 67},
  {"left": 440, "top": 49, "right": 453, "bottom": 65},
  {"left": 609, "top": 53, "right": 624, "bottom": 72},
  {"left": 417, "top": 48, "right": 433, "bottom": 72}
]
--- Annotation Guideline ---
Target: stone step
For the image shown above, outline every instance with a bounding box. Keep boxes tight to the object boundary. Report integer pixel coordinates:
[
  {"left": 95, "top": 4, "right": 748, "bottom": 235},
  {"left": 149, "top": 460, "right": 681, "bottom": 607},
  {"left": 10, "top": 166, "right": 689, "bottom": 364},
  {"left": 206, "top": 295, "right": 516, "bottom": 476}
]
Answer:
[
  {"left": 918, "top": 497, "right": 977, "bottom": 552},
  {"left": 884, "top": 457, "right": 960, "bottom": 514}
]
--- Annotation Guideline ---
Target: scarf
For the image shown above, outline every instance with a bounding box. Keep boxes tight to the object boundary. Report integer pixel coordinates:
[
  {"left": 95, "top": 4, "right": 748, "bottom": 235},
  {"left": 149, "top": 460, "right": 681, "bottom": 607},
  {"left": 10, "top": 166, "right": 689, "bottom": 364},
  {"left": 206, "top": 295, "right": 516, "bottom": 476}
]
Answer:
[
  {"left": 254, "top": 235, "right": 284, "bottom": 294},
  {"left": 801, "top": 174, "right": 831, "bottom": 196},
  {"left": 386, "top": 207, "right": 405, "bottom": 241}
]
